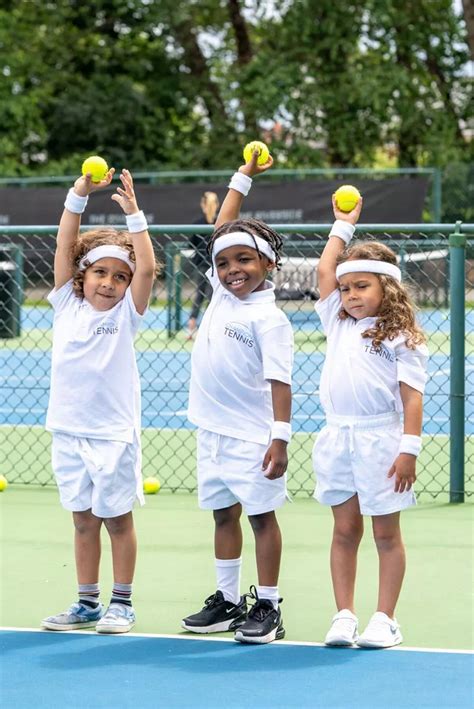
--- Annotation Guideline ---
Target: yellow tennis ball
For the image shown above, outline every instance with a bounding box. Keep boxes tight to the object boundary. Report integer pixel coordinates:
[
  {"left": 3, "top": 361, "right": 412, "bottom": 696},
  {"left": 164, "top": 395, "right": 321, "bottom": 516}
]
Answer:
[
  {"left": 81, "top": 155, "right": 109, "bottom": 183},
  {"left": 0, "top": 475, "right": 8, "bottom": 492},
  {"left": 243, "top": 140, "right": 270, "bottom": 166},
  {"left": 143, "top": 476, "right": 161, "bottom": 494},
  {"left": 334, "top": 185, "right": 361, "bottom": 212}
]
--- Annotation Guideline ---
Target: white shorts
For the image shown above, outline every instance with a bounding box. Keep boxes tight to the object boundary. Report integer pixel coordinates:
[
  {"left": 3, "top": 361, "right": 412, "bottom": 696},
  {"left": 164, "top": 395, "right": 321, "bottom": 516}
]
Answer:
[
  {"left": 313, "top": 412, "right": 416, "bottom": 516},
  {"left": 196, "top": 429, "right": 287, "bottom": 516},
  {"left": 51, "top": 432, "right": 144, "bottom": 518}
]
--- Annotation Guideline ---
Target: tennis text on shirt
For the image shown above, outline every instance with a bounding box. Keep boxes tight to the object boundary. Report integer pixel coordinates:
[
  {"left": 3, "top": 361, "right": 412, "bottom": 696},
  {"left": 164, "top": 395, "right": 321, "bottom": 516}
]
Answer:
[
  {"left": 315, "top": 289, "right": 428, "bottom": 417},
  {"left": 46, "top": 281, "right": 143, "bottom": 443},
  {"left": 187, "top": 269, "right": 294, "bottom": 445}
]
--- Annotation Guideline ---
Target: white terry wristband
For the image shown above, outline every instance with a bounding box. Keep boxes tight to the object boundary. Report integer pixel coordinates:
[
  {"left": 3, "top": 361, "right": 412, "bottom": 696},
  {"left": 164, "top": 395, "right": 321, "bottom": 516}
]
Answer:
[
  {"left": 271, "top": 421, "right": 291, "bottom": 443},
  {"left": 399, "top": 434, "right": 422, "bottom": 457},
  {"left": 329, "top": 220, "right": 355, "bottom": 245},
  {"left": 126, "top": 210, "right": 148, "bottom": 233},
  {"left": 64, "top": 188, "right": 88, "bottom": 214},
  {"left": 228, "top": 172, "right": 252, "bottom": 196}
]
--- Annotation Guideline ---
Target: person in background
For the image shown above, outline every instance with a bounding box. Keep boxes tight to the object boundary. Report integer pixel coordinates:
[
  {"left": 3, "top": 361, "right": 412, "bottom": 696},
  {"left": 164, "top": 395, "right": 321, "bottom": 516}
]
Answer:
[{"left": 187, "top": 191, "right": 220, "bottom": 339}]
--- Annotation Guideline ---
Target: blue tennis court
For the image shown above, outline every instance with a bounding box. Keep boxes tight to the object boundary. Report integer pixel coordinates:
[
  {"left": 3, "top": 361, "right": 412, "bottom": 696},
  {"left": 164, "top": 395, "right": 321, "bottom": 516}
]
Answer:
[{"left": 1, "top": 629, "right": 472, "bottom": 708}]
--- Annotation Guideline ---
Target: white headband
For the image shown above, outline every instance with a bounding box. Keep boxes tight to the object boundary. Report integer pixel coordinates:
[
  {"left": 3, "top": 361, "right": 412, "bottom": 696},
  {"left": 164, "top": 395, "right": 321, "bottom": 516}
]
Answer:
[
  {"left": 79, "top": 245, "right": 136, "bottom": 273},
  {"left": 212, "top": 231, "right": 275, "bottom": 263},
  {"left": 336, "top": 259, "right": 401, "bottom": 283}
]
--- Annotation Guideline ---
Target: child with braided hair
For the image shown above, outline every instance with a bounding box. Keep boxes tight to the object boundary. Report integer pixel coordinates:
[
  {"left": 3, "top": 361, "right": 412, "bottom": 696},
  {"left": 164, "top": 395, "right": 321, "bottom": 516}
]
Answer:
[{"left": 182, "top": 151, "right": 293, "bottom": 644}]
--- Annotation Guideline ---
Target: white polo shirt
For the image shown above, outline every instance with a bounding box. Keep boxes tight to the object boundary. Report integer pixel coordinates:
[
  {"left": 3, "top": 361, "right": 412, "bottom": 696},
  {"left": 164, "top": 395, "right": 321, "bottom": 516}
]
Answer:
[
  {"left": 46, "top": 280, "right": 143, "bottom": 443},
  {"left": 315, "top": 289, "right": 428, "bottom": 417},
  {"left": 188, "top": 270, "right": 294, "bottom": 444}
]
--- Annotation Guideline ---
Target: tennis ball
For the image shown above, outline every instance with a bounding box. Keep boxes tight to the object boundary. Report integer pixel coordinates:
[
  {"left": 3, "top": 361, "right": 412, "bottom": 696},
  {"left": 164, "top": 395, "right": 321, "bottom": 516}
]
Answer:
[
  {"left": 0, "top": 475, "right": 8, "bottom": 492},
  {"left": 334, "top": 185, "right": 361, "bottom": 212},
  {"left": 143, "top": 476, "right": 161, "bottom": 494},
  {"left": 243, "top": 140, "right": 270, "bottom": 166},
  {"left": 81, "top": 155, "right": 109, "bottom": 183}
]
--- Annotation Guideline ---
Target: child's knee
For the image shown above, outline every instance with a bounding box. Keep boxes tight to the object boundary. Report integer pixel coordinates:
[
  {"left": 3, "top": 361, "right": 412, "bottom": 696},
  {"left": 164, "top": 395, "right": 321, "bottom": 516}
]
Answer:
[
  {"left": 333, "top": 520, "right": 364, "bottom": 547},
  {"left": 103, "top": 512, "right": 134, "bottom": 536},
  {"left": 373, "top": 527, "right": 403, "bottom": 552},
  {"left": 73, "top": 510, "right": 101, "bottom": 535},
  {"left": 213, "top": 503, "right": 242, "bottom": 528},
  {"left": 248, "top": 510, "right": 278, "bottom": 535}
]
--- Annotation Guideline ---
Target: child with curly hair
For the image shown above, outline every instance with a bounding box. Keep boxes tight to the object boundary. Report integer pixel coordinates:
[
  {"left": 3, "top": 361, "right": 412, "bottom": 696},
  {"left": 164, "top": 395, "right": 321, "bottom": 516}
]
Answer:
[
  {"left": 41, "top": 167, "right": 157, "bottom": 634},
  {"left": 314, "top": 196, "right": 428, "bottom": 648}
]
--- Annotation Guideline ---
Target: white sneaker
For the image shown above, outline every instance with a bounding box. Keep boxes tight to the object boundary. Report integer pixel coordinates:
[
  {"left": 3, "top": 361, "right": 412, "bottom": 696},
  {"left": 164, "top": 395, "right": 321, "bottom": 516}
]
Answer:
[
  {"left": 96, "top": 603, "right": 136, "bottom": 634},
  {"left": 325, "top": 609, "right": 358, "bottom": 646},
  {"left": 357, "top": 611, "right": 403, "bottom": 648}
]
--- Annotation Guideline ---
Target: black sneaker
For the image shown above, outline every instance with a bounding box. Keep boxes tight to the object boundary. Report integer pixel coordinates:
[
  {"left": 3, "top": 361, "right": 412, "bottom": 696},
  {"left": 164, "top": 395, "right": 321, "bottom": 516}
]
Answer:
[
  {"left": 234, "top": 586, "right": 285, "bottom": 644},
  {"left": 182, "top": 590, "right": 248, "bottom": 634}
]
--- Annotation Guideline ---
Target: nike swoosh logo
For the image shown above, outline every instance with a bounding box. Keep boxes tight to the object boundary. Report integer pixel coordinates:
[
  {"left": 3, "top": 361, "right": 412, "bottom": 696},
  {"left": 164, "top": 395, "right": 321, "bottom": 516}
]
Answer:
[{"left": 226, "top": 608, "right": 236, "bottom": 614}]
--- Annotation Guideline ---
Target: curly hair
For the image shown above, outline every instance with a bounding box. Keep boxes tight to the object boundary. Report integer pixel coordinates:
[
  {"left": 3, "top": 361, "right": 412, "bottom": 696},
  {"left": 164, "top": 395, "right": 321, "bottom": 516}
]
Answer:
[
  {"left": 337, "top": 241, "right": 426, "bottom": 349},
  {"left": 71, "top": 228, "right": 160, "bottom": 298},
  {"left": 208, "top": 218, "right": 284, "bottom": 270}
]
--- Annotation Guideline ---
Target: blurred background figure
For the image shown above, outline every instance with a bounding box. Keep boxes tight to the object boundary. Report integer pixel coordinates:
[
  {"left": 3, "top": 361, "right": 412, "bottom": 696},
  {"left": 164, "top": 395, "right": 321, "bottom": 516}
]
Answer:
[{"left": 187, "top": 191, "right": 220, "bottom": 339}]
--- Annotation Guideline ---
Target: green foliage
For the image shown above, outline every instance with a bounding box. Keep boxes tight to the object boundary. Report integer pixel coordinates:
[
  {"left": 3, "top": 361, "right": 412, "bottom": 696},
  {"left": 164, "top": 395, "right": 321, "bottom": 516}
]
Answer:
[{"left": 0, "top": 0, "right": 471, "bottom": 187}]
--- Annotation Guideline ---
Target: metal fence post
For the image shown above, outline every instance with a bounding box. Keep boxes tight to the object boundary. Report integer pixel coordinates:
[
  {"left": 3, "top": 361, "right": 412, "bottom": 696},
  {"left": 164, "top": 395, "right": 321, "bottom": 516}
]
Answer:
[
  {"left": 165, "top": 244, "right": 175, "bottom": 338},
  {"left": 449, "top": 223, "right": 466, "bottom": 503}
]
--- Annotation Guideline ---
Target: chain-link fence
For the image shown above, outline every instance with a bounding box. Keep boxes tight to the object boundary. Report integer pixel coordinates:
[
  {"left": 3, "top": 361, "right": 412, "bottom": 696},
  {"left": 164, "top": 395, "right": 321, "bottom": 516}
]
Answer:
[{"left": 0, "top": 224, "right": 472, "bottom": 502}]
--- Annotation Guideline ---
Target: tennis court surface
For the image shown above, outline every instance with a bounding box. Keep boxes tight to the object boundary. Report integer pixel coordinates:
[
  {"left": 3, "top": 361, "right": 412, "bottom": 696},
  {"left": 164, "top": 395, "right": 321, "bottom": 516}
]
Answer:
[{"left": 1, "top": 629, "right": 472, "bottom": 708}]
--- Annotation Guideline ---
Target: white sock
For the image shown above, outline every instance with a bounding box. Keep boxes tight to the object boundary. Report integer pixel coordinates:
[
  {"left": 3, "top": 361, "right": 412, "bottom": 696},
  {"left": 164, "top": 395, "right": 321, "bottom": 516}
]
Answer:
[
  {"left": 215, "top": 558, "right": 242, "bottom": 605},
  {"left": 257, "top": 585, "right": 279, "bottom": 610}
]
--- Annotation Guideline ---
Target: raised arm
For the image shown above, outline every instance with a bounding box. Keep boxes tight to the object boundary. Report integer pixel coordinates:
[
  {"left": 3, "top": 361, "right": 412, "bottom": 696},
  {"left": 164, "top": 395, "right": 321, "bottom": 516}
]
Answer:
[
  {"left": 111, "top": 170, "right": 155, "bottom": 315},
  {"left": 317, "top": 196, "right": 363, "bottom": 301},
  {"left": 214, "top": 150, "right": 274, "bottom": 229},
  {"left": 54, "top": 169, "right": 115, "bottom": 289}
]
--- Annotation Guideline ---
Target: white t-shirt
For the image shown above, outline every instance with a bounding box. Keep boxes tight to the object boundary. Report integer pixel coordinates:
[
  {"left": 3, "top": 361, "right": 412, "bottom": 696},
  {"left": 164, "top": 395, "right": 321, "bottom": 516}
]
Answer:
[
  {"left": 188, "top": 270, "right": 294, "bottom": 444},
  {"left": 315, "top": 289, "right": 428, "bottom": 417},
  {"left": 46, "top": 281, "right": 143, "bottom": 443}
]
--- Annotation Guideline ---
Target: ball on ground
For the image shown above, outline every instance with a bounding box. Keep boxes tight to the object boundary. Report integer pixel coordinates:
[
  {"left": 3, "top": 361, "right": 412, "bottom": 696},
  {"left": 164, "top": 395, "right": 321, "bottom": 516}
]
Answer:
[
  {"left": 243, "top": 140, "right": 270, "bottom": 166},
  {"left": 143, "top": 476, "right": 161, "bottom": 494},
  {"left": 0, "top": 475, "right": 8, "bottom": 492},
  {"left": 334, "top": 185, "right": 361, "bottom": 212},
  {"left": 81, "top": 155, "right": 108, "bottom": 183}
]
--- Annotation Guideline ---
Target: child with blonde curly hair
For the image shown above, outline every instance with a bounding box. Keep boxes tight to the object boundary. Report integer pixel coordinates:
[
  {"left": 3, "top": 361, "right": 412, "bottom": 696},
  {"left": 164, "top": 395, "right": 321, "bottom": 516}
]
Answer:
[
  {"left": 41, "top": 167, "right": 157, "bottom": 634},
  {"left": 314, "top": 196, "right": 428, "bottom": 649}
]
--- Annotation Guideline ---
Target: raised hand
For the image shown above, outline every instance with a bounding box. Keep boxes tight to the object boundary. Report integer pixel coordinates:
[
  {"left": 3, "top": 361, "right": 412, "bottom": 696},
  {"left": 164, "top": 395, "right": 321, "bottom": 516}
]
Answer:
[
  {"left": 73, "top": 168, "right": 115, "bottom": 197},
  {"left": 111, "top": 169, "right": 140, "bottom": 215},
  {"left": 332, "top": 194, "right": 363, "bottom": 225},
  {"left": 239, "top": 149, "right": 274, "bottom": 178}
]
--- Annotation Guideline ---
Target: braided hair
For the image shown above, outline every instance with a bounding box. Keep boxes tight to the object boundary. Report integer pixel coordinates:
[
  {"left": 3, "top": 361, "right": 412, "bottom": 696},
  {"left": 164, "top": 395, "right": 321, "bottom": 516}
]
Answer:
[{"left": 208, "top": 218, "right": 284, "bottom": 270}]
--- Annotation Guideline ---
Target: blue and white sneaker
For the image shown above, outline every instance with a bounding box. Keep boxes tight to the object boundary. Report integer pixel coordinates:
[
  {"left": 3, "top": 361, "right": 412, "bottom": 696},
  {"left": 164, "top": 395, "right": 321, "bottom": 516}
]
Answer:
[
  {"left": 96, "top": 603, "right": 136, "bottom": 634},
  {"left": 41, "top": 602, "right": 105, "bottom": 631}
]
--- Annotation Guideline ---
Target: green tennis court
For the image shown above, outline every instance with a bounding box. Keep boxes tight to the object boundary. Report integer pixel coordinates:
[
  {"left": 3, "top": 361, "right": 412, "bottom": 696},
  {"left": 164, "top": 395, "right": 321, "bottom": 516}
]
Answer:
[{"left": 1, "top": 487, "right": 472, "bottom": 650}]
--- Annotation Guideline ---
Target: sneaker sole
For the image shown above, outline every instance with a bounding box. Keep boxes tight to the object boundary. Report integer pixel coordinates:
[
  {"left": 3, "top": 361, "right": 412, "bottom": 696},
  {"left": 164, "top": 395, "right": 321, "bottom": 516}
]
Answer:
[
  {"left": 181, "top": 616, "right": 245, "bottom": 634},
  {"left": 41, "top": 620, "right": 100, "bottom": 631},
  {"left": 234, "top": 626, "right": 285, "bottom": 645},
  {"left": 325, "top": 634, "right": 358, "bottom": 647},
  {"left": 96, "top": 623, "right": 135, "bottom": 634},
  {"left": 357, "top": 636, "right": 402, "bottom": 649}
]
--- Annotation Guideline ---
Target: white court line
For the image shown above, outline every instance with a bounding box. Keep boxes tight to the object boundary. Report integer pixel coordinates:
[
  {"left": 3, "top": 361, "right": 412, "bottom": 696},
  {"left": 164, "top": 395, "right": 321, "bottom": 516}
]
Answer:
[{"left": 1, "top": 626, "right": 472, "bottom": 654}]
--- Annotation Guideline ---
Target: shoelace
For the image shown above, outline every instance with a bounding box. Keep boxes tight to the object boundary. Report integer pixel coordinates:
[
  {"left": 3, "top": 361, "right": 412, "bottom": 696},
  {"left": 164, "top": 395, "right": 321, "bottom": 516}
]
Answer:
[
  {"left": 204, "top": 592, "right": 223, "bottom": 609},
  {"left": 247, "top": 599, "right": 275, "bottom": 622}
]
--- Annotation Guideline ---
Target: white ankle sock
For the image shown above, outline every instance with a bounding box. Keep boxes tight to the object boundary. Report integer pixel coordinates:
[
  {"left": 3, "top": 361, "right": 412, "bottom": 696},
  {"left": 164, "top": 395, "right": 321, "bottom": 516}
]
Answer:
[
  {"left": 215, "top": 558, "right": 242, "bottom": 605},
  {"left": 257, "top": 585, "right": 279, "bottom": 610}
]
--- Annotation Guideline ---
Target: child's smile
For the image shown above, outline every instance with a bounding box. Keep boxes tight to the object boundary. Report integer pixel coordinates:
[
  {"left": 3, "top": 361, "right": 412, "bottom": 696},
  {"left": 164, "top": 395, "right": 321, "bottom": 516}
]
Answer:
[{"left": 215, "top": 245, "right": 274, "bottom": 298}]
